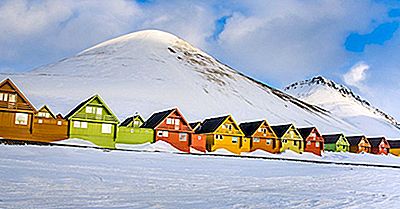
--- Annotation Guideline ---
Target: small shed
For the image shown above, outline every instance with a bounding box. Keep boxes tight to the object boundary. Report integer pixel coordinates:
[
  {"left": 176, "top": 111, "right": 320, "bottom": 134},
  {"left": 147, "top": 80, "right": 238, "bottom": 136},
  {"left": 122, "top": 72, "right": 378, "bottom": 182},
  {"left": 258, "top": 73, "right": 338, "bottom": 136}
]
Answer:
[
  {"left": 196, "top": 115, "right": 245, "bottom": 154},
  {"left": 117, "top": 114, "right": 154, "bottom": 145},
  {"left": 32, "top": 105, "right": 68, "bottom": 142},
  {"left": 322, "top": 134, "right": 349, "bottom": 152},
  {"left": 367, "top": 137, "right": 390, "bottom": 155},
  {"left": 298, "top": 127, "right": 324, "bottom": 156},
  {"left": 239, "top": 120, "right": 280, "bottom": 153},
  {"left": 271, "top": 124, "right": 303, "bottom": 154},
  {"left": 346, "top": 135, "right": 371, "bottom": 153},
  {"left": 141, "top": 108, "right": 193, "bottom": 153}
]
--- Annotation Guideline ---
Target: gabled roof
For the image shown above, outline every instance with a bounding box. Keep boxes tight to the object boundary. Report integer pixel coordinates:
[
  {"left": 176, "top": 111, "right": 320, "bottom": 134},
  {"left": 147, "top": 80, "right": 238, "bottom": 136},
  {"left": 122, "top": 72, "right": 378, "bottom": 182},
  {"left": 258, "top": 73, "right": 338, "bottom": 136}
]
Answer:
[
  {"left": 298, "top": 127, "right": 316, "bottom": 139},
  {"left": 65, "top": 94, "right": 119, "bottom": 122},
  {"left": 37, "top": 105, "right": 56, "bottom": 119},
  {"left": 120, "top": 114, "right": 144, "bottom": 127},
  {"left": 346, "top": 135, "right": 367, "bottom": 146},
  {"left": 189, "top": 121, "right": 202, "bottom": 131},
  {"left": 239, "top": 120, "right": 264, "bottom": 137},
  {"left": 271, "top": 124, "right": 292, "bottom": 138},
  {"left": 322, "top": 134, "right": 344, "bottom": 144},
  {"left": 0, "top": 78, "right": 36, "bottom": 112},
  {"left": 196, "top": 115, "right": 230, "bottom": 134},
  {"left": 388, "top": 140, "right": 400, "bottom": 148},
  {"left": 367, "top": 137, "right": 387, "bottom": 148},
  {"left": 141, "top": 109, "right": 175, "bottom": 129}
]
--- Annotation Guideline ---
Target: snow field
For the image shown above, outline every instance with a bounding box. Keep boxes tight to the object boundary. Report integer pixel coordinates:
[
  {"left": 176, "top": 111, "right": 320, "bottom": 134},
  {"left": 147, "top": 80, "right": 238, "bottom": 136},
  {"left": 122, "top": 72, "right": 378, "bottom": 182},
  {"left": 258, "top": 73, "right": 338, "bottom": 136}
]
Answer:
[{"left": 0, "top": 144, "right": 399, "bottom": 208}]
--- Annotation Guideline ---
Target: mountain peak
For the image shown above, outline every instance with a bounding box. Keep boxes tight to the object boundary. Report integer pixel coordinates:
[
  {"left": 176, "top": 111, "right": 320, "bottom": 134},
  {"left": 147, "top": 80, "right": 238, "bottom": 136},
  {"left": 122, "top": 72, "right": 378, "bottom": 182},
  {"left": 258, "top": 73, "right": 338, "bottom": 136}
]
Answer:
[
  {"left": 284, "top": 76, "right": 400, "bottom": 130},
  {"left": 80, "top": 29, "right": 189, "bottom": 54}
]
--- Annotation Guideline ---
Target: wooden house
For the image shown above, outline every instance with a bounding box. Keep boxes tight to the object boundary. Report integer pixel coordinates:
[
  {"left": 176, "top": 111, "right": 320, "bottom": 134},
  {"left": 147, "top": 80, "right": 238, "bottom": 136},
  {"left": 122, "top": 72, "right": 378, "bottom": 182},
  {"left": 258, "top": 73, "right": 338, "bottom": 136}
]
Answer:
[
  {"left": 65, "top": 95, "right": 120, "bottom": 148},
  {"left": 0, "top": 78, "right": 36, "bottom": 141},
  {"left": 32, "top": 105, "right": 68, "bottom": 142},
  {"left": 388, "top": 140, "right": 400, "bottom": 156},
  {"left": 271, "top": 124, "right": 303, "bottom": 154},
  {"left": 322, "top": 134, "right": 349, "bottom": 152},
  {"left": 367, "top": 137, "right": 390, "bottom": 155},
  {"left": 346, "top": 135, "right": 371, "bottom": 153},
  {"left": 239, "top": 120, "right": 280, "bottom": 153},
  {"left": 189, "top": 121, "right": 207, "bottom": 152},
  {"left": 116, "top": 114, "right": 154, "bottom": 145},
  {"left": 298, "top": 127, "right": 324, "bottom": 156},
  {"left": 141, "top": 108, "right": 193, "bottom": 153},
  {"left": 196, "top": 115, "right": 246, "bottom": 154}
]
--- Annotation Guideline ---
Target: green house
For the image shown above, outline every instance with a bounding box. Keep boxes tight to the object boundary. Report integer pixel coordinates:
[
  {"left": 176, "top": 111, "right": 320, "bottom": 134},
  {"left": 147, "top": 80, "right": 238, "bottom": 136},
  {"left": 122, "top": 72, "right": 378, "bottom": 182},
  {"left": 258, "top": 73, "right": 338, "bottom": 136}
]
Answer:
[
  {"left": 322, "top": 134, "right": 350, "bottom": 152},
  {"left": 65, "top": 95, "right": 119, "bottom": 148},
  {"left": 116, "top": 114, "right": 154, "bottom": 145}
]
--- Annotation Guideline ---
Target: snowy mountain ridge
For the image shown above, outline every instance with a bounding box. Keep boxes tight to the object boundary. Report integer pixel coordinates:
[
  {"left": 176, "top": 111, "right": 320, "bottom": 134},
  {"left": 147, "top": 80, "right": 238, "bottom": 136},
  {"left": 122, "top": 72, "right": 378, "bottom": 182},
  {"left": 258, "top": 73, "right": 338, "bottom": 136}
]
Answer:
[
  {"left": 2, "top": 29, "right": 400, "bottom": 137},
  {"left": 284, "top": 76, "right": 400, "bottom": 135}
]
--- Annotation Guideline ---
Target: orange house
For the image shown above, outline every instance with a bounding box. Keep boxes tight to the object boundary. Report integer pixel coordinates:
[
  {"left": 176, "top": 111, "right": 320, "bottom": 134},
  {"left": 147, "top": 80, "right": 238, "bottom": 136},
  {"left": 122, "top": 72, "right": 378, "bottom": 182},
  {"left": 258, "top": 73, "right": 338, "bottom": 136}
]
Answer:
[
  {"left": 346, "top": 135, "right": 371, "bottom": 153},
  {"left": 189, "top": 121, "right": 207, "bottom": 152},
  {"left": 0, "top": 78, "right": 36, "bottom": 141},
  {"left": 298, "top": 127, "right": 324, "bottom": 156},
  {"left": 32, "top": 105, "right": 68, "bottom": 142},
  {"left": 239, "top": 120, "right": 280, "bottom": 153},
  {"left": 141, "top": 108, "right": 193, "bottom": 153},
  {"left": 367, "top": 137, "right": 390, "bottom": 155}
]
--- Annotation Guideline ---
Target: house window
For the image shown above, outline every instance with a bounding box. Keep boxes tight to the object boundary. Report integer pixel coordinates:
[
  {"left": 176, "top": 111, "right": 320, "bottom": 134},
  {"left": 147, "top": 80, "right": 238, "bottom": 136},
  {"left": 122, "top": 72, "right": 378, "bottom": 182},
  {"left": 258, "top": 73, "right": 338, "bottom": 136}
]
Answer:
[
  {"left": 8, "top": 94, "right": 16, "bottom": 103},
  {"left": 166, "top": 118, "right": 173, "bottom": 125},
  {"left": 225, "top": 124, "right": 233, "bottom": 131},
  {"left": 2, "top": 93, "right": 8, "bottom": 102},
  {"left": 266, "top": 139, "right": 271, "bottom": 145},
  {"left": 15, "top": 113, "right": 28, "bottom": 125},
  {"left": 294, "top": 140, "right": 298, "bottom": 146},
  {"left": 57, "top": 121, "right": 62, "bottom": 126},
  {"left": 38, "top": 119, "right": 43, "bottom": 124},
  {"left": 197, "top": 135, "right": 202, "bottom": 140},
  {"left": 307, "top": 141, "right": 311, "bottom": 146},
  {"left": 0, "top": 93, "right": 3, "bottom": 101},
  {"left": 133, "top": 120, "right": 140, "bottom": 126},
  {"left": 86, "top": 106, "right": 93, "bottom": 113},
  {"left": 215, "top": 135, "right": 223, "bottom": 140},
  {"left": 163, "top": 131, "right": 169, "bottom": 137},
  {"left": 157, "top": 131, "right": 163, "bottom": 137},
  {"left": 38, "top": 112, "right": 51, "bottom": 118},
  {"left": 81, "top": 122, "right": 88, "bottom": 129},
  {"left": 316, "top": 142, "right": 320, "bottom": 147},
  {"left": 101, "top": 124, "right": 112, "bottom": 134},
  {"left": 175, "top": 119, "right": 180, "bottom": 125},
  {"left": 232, "top": 137, "right": 238, "bottom": 143},
  {"left": 253, "top": 138, "right": 260, "bottom": 143},
  {"left": 73, "top": 121, "right": 81, "bottom": 128},
  {"left": 179, "top": 133, "right": 187, "bottom": 141},
  {"left": 96, "top": 108, "right": 103, "bottom": 115}
]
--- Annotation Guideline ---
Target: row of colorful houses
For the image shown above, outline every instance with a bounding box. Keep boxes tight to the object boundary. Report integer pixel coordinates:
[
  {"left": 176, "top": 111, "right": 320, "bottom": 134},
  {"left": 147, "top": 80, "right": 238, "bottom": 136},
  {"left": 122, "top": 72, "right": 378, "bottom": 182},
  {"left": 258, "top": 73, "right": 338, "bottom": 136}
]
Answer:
[{"left": 1, "top": 78, "right": 399, "bottom": 157}]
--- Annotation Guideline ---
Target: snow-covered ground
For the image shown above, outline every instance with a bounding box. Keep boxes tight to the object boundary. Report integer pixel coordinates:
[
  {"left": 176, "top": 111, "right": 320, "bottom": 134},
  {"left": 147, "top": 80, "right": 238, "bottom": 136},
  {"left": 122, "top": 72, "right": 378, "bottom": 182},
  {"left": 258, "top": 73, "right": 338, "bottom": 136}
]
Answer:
[{"left": 1, "top": 145, "right": 399, "bottom": 208}]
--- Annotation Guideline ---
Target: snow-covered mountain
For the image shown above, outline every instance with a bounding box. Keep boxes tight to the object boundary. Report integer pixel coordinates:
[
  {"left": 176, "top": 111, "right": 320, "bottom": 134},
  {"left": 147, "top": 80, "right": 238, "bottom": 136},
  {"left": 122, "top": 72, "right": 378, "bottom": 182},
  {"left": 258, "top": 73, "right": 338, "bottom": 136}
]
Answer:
[
  {"left": 284, "top": 76, "right": 400, "bottom": 138},
  {"left": 1, "top": 29, "right": 399, "bottom": 137}
]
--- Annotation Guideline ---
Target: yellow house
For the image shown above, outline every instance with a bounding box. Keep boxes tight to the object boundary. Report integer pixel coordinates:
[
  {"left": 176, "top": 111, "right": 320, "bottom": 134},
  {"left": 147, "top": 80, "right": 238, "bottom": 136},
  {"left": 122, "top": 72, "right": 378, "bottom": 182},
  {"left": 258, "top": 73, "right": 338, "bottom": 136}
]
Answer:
[
  {"left": 197, "top": 115, "right": 247, "bottom": 154},
  {"left": 388, "top": 140, "right": 400, "bottom": 156},
  {"left": 271, "top": 124, "right": 304, "bottom": 154}
]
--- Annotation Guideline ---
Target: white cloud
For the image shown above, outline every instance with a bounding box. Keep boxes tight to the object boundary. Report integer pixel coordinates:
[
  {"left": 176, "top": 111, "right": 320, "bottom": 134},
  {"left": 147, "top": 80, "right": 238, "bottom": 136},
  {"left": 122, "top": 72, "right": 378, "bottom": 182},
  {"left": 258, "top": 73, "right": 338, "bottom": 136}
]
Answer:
[
  {"left": 343, "top": 62, "right": 369, "bottom": 91},
  {"left": 212, "top": 0, "right": 387, "bottom": 84}
]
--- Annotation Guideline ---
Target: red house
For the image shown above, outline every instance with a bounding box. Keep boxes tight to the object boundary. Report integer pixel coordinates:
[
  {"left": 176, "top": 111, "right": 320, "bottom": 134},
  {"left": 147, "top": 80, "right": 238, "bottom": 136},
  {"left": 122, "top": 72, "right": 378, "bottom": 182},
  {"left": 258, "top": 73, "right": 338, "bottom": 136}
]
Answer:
[
  {"left": 298, "top": 127, "right": 324, "bottom": 156},
  {"left": 189, "top": 121, "right": 207, "bottom": 152},
  {"left": 367, "top": 137, "right": 390, "bottom": 155},
  {"left": 141, "top": 108, "right": 193, "bottom": 153}
]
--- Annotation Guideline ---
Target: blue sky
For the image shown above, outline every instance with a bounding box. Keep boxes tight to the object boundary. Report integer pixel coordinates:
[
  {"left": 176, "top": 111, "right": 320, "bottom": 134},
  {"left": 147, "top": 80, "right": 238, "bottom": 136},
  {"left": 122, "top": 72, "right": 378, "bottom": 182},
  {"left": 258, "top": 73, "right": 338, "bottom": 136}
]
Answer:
[{"left": 0, "top": 0, "right": 400, "bottom": 118}]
